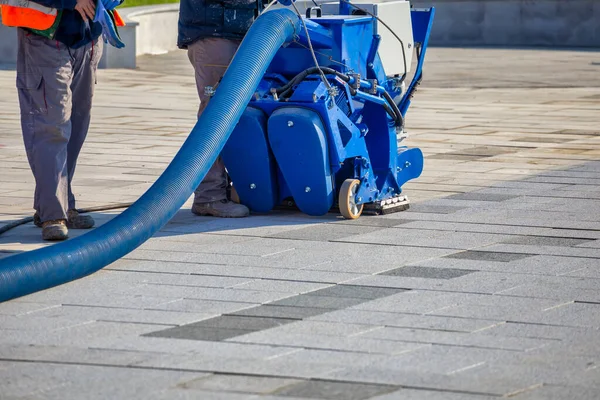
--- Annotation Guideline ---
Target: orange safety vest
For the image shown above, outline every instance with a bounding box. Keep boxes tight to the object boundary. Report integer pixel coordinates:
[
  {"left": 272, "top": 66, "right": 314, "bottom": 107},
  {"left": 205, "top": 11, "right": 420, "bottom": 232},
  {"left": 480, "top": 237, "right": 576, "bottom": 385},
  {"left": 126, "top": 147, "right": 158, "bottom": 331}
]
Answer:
[{"left": 0, "top": 0, "right": 58, "bottom": 31}]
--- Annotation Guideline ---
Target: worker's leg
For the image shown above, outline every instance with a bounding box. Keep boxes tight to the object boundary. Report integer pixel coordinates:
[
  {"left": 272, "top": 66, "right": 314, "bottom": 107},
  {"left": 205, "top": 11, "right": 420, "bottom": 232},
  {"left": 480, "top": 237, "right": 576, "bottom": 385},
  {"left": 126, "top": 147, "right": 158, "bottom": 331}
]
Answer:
[
  {"left": 186, "top": 37, "right": 249, "bottom": 217},
  {"left": 16, "top": 29, "right": 72, "bottom": 239},
  {"left": 65, "top": 39, "right": 103, "bottom": 229}
]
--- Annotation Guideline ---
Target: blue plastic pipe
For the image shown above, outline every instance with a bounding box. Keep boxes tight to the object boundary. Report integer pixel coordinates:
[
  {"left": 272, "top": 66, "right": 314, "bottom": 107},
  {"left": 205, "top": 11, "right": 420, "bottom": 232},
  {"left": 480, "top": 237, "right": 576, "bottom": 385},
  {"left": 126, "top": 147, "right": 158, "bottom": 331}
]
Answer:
[{"left": 0, "top": 9, "right": 301, "bottom": 303}]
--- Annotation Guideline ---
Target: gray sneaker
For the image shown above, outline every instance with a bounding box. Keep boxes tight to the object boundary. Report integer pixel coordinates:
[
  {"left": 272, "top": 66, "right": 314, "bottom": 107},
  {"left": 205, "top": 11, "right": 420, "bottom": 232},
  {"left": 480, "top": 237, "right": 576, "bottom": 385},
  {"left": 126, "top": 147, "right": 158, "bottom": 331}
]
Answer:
[
  {"left": 192, "top": 199, "right": 250, "bottom": 218},
  {"left": 42, "top": 220, "right": 68, "bottom": 241},
  {"left": 67, "top": 209, "right": 95, "bottom": 229}
]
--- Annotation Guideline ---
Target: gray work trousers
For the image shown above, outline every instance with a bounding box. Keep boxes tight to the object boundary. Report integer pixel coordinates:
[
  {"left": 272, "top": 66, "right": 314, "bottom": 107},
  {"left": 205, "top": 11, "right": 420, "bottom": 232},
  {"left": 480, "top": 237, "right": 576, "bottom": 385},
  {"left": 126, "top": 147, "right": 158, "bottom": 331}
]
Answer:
[
  {"left": 187, "top": 37, "right": 240, "bottom": 204},
  {"left": 16, "top": 29, "right": 102, "bottom": 223}
]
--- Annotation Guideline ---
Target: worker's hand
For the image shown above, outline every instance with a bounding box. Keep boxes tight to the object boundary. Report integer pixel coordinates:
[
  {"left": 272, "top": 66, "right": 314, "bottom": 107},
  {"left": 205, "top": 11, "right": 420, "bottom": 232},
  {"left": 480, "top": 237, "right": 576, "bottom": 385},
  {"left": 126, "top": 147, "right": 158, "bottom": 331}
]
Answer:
[
  {"left": 75, "top": 0, "right": 96, "bottom": 21},
  {"left": 102, "top": 0, "right": 121, "bottom": 11}
]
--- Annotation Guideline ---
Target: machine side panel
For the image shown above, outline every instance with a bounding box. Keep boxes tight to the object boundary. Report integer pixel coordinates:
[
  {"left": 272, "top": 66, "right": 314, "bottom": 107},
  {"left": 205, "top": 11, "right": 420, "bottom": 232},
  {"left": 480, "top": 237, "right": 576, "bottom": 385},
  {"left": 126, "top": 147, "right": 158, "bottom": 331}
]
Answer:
[
  {"left": 221, "top": 107, "right": 279, "bottom": 212},
  {"left": 268, "top": 107, "right": 334, "bottom": 215}
]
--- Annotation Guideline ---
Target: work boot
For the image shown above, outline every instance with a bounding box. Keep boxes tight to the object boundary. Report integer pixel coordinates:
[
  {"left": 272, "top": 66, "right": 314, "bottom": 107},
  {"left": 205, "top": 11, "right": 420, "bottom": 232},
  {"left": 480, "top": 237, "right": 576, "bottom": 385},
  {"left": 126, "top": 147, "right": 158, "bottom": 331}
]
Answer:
[
  {"left": 33, "top": 213, "right": 42, "bottom": 228},
  {"left": 42, "top": 220, "right": 68, "bottom": 241},
  {"left": 67, "top": 209, "right": 95, "bottom": 229},
  {"left": 192, "top": 199, "right": 249, "bottom": 218}
]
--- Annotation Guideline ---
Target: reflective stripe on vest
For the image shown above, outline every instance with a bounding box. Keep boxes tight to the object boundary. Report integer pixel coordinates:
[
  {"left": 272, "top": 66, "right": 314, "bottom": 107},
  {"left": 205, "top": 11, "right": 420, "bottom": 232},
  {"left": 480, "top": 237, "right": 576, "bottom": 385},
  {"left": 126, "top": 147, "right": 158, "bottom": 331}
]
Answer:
[{"left": 0, "top": 0, "right": 58, "bottom": 31}]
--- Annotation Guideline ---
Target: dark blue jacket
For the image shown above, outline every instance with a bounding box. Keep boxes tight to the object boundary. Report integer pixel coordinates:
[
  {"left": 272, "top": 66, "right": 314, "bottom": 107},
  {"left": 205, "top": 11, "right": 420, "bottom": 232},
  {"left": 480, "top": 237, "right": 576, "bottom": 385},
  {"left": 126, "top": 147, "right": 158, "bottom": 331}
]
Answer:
[
  {"left": 31, "top": 0, "right": 102, "bottom": 49},
  {"left": 178, "top": 0, "right": 265, "bottom": 49}
]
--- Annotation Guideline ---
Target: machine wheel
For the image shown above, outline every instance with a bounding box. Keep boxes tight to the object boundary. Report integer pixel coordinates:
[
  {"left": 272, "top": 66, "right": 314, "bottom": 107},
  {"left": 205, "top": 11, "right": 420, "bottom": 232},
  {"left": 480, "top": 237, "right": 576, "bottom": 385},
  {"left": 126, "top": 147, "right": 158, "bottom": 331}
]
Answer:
[{"left": 339, "top": 179, "right": 363, "bottom": 219}]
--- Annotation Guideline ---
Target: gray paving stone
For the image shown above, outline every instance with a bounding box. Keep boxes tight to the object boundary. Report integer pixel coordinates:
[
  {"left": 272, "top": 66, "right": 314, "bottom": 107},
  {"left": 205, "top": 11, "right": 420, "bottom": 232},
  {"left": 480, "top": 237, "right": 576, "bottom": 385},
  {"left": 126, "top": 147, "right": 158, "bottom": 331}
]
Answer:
[
  {"left": 350, "top": 290, "right": 480, "bottom": 314},
  {"left": 152, "top": 389, "right": 257, "bottom": 400},
  {"left": 267, "top": 224, "right": 384, "bottom": 241},
  {"left": 357, "top": 326, "right": 553, "bottom": 351},
  {"left": 380, "top": 266, "right": 477, "bottom": 279},
  {"left": 445, "top": 250, "right": 534, "bottom": 262},
  {"left": 501, "top": 235, "right": 594, "bottom": 247},
  {"left": 144, "top": 315, "right": 296, "bottom": 342},
  {"left": 0, "top": 360, "right": 203, "bottom": 399},
  {"left": 479, "top": 321, "right": 598, "bottom": 340},
  {"left": 144, "top": 326, "right": 255, "bottom": 341},
  {"left": 272, "top": 380, "right": 398, "bottom": 400},
  {"left": 148, "top": 299, "right": 259, "bottom": 315},
  {"left": 232, "top": 331, "right": 428, "bottom": 355},
  {"left": 269, "top": 295, "right": 366, "bottom": 310},
  {"left": 179, "top": 374, "right": 302, "bottom": 394},
  {"left": 308, "top": 285, "right": 406, "bottom": 299},
  {"left": 509, "top": 385, "right": 600, "bottom": 400},
  {"left": 229, "top": 305, "right": 328, "bottom": 320},
  {"left": 446, "top": 193, "right": 519, "bottom": 202},
  {"left": 369, "top": 388, "right": 498, "bottom": 400},
  {"left": 261, "top": 320, "right": 379, "bottom": 337}
]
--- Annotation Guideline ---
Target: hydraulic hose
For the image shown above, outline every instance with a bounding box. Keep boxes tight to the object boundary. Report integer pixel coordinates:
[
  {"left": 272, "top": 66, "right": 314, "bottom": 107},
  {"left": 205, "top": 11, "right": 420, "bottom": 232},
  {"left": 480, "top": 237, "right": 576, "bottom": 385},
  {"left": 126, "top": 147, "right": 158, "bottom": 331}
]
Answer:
[{"left": 0, "top": 8, "right": 301, "bottom": 303}]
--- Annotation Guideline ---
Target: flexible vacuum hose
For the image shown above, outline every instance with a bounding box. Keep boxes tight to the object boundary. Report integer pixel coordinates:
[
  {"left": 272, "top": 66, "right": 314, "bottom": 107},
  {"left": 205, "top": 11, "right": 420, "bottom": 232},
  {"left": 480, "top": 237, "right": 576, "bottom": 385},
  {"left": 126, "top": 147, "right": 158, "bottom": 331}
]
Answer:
[{"left": 0, "top": 9, "right": 300, "bottom": 303}]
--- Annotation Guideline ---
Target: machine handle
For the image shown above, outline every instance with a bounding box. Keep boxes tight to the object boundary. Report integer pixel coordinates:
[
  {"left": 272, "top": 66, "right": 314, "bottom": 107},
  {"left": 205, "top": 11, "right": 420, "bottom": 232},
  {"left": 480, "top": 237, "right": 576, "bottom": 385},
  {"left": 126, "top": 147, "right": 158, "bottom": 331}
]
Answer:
[{"left": 306, "top": 6, "right": 322, "bottom": 18}]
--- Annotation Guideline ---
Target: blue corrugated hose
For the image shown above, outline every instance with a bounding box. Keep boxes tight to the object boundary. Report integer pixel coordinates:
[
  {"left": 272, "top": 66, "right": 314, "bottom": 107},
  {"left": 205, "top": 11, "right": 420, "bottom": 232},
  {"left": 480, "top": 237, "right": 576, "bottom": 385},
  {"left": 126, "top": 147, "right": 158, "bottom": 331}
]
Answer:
[{"left": 0, "top": 9, "right": 300, "bottom": 303}]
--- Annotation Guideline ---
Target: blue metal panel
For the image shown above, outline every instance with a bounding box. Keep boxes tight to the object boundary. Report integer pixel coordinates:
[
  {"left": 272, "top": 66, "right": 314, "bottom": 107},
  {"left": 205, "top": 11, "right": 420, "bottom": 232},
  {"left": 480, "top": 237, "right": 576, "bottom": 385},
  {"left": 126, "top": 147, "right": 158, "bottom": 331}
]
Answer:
[
  {"left": 396, "top": 147, "right": 424, "bottom": 187},
  {"left": 221, "top": 107, "right": 279, "bottom": 212},
  {"left": 267, "top": 107, "right": 334, "bottom": 216},
  {"left": 399, "top": 7, "right": 435, "bottom": 116}
]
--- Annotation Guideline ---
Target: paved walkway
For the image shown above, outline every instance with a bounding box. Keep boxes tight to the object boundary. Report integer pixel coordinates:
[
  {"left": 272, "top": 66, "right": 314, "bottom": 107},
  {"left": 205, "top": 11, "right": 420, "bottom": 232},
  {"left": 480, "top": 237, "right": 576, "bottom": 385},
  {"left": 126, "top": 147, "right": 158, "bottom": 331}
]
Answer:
[{"left": 0, "top": 47, "right": 600, "bottom": 399}]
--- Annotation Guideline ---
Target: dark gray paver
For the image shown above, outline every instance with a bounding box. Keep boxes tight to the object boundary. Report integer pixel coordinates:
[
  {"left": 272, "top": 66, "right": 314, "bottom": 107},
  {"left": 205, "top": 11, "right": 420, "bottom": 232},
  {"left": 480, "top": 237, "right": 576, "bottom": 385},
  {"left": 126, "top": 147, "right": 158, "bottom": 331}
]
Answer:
[
  {"left": 445, "top": 250, "right": 534, "bottom": 262},
  {"left": 273, "top": 380, "right": 398, "bottom": 399},
  {"left": 144, "top": 326, "right": 255, "bottom": 341},
  {"left": 143, "top": 315, "right": 294, "bottom": 341},
  {"left": 307, "top": 285, "right": 406, "bottom": 299},
  {"left": 380, "top": 266, "right": 477, "bottom": 279},
  {"left": 501, "top": 236, "right": 594, "bottom": 247},
  {"left": 229, "top": 305, "right": 327, "bottom": 319},
  {"left": 179, "top": 374, "right": 302, "bottom": 394}
]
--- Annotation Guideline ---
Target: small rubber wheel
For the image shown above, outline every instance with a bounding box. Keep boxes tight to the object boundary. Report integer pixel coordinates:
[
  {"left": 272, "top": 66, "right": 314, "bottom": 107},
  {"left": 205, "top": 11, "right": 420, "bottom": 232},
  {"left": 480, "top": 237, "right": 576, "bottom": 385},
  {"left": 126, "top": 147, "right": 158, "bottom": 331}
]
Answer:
[
  {"left": 339, "top": 179, "right": 363, "bottom": 219},
  {"left": 230, "top": 184, "right": 240, "bottom": 204}
]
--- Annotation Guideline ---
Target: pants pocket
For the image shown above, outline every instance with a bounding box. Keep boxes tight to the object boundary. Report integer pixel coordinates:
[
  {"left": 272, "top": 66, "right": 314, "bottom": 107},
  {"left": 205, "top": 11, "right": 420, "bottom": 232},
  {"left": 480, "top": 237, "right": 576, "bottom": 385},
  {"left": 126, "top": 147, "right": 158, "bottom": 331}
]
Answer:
[{"left": 16, "top": 72, "right": 47, "bottom": 115}]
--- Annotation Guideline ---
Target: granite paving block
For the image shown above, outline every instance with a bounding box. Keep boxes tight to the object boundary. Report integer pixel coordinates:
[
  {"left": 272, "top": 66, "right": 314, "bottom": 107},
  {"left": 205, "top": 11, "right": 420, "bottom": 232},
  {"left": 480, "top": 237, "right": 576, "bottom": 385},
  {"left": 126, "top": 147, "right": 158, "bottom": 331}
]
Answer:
[
  {"left": 534, "top": 302, "right": 600, "bottom": 328},
  {"left": 380, "top": 266, "right": 477, "bottom": 279},
  {"left": 412, "top": 254, "right": 594, "bottom": 276},
  {"left": 34, "top": 304, "right": 217, "bottom": 326},
  {"left": 267, "top": 224, "right": 384, "bottom": 241},
  {"left": 269, "top": 295, "right": 366, "bottom": 310},
  {"left": 445, "top": 192, "right": 519, "bottom": 202},
  {"left": 351, "top": 290, "right": 480, "bottom": 314},
  {"left": 369, "top": 388, "right": 498, "bottom": 400},
  {"left": 152, "top": 389, "right": 257, "bottom": 400},
  {"left": 228, "top": 280, "right": 330, "bottom": 294},
  {"left": 272, "top": 348, "right": 391, "bottom": 367},
  {"left": 232, "top": 331, "right": 428, "bottom": 355},
  {"left": 479, "top": 321, "right": 597, "bottom": 340},
  {"left": 261, "top": 320, "right": 379, "bottom": 337},
  {"left": 307, "top": 285, "right": 406, "bottom": 299},
  {"left": 143, "top": 315, "right": 296, "bottom": 342},
  {"left": 273, "top": 380, "right": 398, "bottom": 400},
  {"left": 501, "top": 235, "right": 593, "bottom": 247},
  {"left": 229, "top": 305, "right": 328, "bottom": 320},
  {"left": 331, "top": 217, "right": 414, "bottom": 227},
  {"left": 445, "top": 250, "right": 534, "bottom": 262},
  {"left": 178, "top": 374, "right": 302, "bottom": 394},
  {"left": 358, "top": 326, "right": 553, "bottom": 351},
  {"left": 144, "top": 326, "right": 255, "bottom": 341},
  {"left": 148, "top": 299, "right": 259, "bottom": 315},
  {"left": 509, "top": 385, "right": 600, "bottom": 400},
  {"left": 0, "top": 360, "right": 202, "bottom": 399}
]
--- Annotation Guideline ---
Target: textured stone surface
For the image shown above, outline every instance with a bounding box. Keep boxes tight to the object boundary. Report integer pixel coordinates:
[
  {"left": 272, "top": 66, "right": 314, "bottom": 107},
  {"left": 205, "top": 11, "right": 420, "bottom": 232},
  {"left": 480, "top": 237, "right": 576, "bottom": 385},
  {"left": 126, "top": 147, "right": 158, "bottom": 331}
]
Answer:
[{"left": 1, "top": 47, "right": 600, "bottom": 399}]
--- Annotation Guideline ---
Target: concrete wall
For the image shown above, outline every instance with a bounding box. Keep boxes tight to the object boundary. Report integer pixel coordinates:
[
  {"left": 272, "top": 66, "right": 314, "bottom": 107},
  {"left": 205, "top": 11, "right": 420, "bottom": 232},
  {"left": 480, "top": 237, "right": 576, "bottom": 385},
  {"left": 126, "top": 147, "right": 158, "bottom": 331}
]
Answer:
[
  {"left": 1, "top": 0, "right": 599, "bottom": 67},
  {"left": 411, "top": 0, "right": 600, "bottom": 47},
  {"left": 0, "top": 5, "right": 180, "bottom": 68}
]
